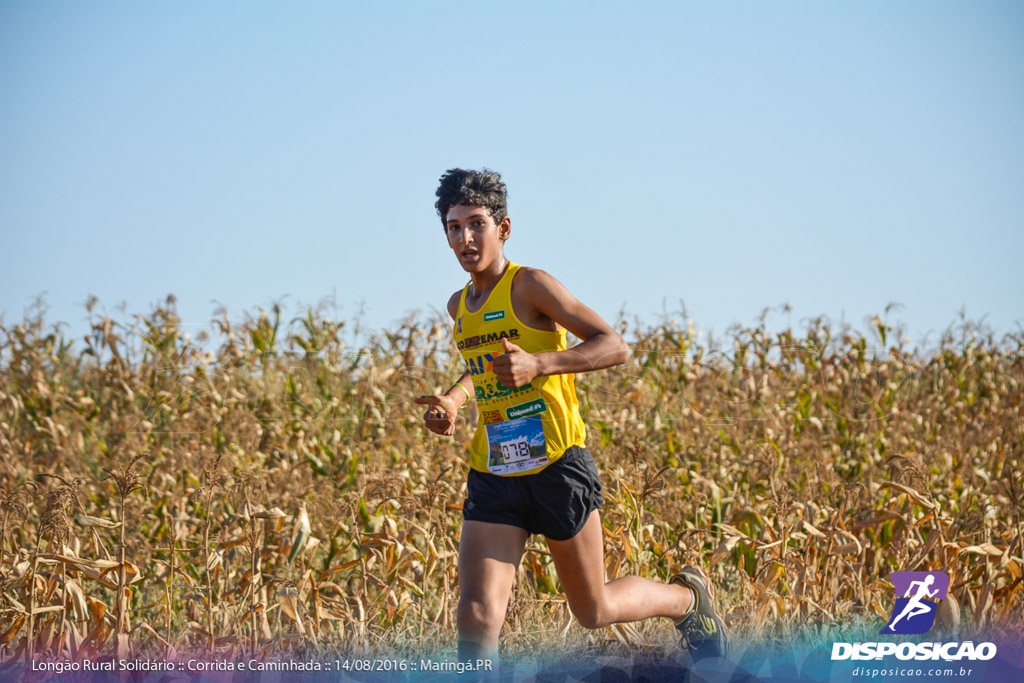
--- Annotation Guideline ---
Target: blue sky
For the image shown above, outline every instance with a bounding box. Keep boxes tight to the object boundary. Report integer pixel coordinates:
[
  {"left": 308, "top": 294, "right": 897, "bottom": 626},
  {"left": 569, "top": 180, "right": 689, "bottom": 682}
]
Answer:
[{"left": 2, "top": 1, "right": 1022, "bottom": 351}]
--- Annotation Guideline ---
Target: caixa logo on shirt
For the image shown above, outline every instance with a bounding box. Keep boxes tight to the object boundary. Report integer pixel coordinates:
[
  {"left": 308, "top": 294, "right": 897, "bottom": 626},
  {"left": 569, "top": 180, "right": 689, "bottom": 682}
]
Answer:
[{"left": 467, "top": 353, "right": 497, "bottom": 376}]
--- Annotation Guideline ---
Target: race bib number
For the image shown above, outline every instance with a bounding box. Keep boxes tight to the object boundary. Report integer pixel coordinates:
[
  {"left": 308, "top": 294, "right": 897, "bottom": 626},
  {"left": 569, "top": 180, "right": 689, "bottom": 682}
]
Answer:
[{"left": 484, "top": 415, "right": 548, "bottom": 475}]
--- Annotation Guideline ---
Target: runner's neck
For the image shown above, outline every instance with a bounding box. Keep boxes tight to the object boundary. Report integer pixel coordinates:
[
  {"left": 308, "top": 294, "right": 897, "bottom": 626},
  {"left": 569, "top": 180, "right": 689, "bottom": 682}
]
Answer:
[{"left": 467, "top": 259, "right": 510, "bottom": 310}]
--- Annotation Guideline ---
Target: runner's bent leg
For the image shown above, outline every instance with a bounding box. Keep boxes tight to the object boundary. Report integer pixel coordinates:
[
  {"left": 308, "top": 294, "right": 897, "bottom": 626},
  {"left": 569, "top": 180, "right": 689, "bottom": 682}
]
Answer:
[
  {"left": 907, "top": 603, "right": 931, "bottom": 619},
  {"left": 457, "top": 520, "right": 529, "bottom": 661},
  {"left": 547, "top": 510, "right": 693, "bottom": 629}
]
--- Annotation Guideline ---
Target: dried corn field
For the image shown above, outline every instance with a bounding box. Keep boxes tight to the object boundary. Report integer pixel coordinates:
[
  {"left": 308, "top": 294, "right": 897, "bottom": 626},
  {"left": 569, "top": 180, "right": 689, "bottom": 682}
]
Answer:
[{"left": 0, "top": 296, "right": 1021, "bottom": 665}]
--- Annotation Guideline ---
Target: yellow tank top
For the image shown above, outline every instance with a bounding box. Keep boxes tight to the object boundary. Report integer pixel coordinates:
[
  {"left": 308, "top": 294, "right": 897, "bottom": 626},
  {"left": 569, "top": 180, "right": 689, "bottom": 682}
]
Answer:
[{"left": 454, "top": 262, "right": 587, "bottom": 475}]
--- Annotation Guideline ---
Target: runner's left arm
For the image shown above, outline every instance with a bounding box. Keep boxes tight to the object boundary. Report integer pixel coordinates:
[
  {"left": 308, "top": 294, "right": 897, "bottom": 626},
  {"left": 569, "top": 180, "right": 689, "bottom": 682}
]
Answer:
[{"left": 492, "top": 269, "right": 628, "bottom": 388}]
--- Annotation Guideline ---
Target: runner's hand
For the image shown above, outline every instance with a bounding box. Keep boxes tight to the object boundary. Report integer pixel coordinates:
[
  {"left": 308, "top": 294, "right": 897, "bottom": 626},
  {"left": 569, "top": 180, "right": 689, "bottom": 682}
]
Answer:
[
  {"left": 414, "top": 393, "right": 459, "bottom": 436},
  {"left": 493, "top": 338, "right": 540, "bottom": 388}
]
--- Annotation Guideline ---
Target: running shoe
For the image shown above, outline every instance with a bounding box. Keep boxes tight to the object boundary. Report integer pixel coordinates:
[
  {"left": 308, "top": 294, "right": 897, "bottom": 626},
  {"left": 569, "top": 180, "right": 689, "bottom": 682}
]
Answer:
[{"left": 671, "top": 566, "right": 728, "bottom": 660}]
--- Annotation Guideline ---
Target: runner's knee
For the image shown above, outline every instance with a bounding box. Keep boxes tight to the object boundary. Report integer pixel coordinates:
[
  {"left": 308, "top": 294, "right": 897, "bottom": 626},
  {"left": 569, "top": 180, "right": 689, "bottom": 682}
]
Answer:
[
  {"left": 457, "top": 598, "right": 506, "bottom": 636},
  {"left": 569, "top": 598, "right": 612, "bottom": 630}
]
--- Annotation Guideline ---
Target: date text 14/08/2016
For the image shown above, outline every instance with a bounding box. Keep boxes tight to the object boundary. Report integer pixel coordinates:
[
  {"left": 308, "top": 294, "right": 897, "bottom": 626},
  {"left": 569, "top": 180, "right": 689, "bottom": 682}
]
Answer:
[{"left": 339, "top": 658, "right": 494, "bottom": 674}]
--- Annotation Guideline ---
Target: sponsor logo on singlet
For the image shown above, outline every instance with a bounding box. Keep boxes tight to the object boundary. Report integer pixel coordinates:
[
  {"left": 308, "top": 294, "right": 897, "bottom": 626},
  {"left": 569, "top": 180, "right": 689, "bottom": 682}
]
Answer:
[
  {"left": 457, "top": 328, "right": 520, "bottom": 351},
  {"left": 467, "top": 353, "right": 497, "bottom": 376},
  {"left": 506, "top": 398, "right": 547, "bottom": 419},
  {"left": 475, "top": 380, "right": 533, "bottom": 402}
]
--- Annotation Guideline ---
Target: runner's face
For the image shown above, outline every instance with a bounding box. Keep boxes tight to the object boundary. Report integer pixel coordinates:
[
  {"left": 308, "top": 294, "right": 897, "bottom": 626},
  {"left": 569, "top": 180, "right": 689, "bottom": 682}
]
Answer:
[{"left": 444, "top": 204, "right": 509, "bottom": 272}]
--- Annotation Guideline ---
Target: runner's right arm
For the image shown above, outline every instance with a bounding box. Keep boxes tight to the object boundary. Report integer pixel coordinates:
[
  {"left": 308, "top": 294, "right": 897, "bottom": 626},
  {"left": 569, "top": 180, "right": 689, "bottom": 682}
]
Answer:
[
  {"left": 414, "top": 290, "right": 472, "bottom": 436},
  {"left": 416, "top": 370, "right": 472, "bottom": 436}
]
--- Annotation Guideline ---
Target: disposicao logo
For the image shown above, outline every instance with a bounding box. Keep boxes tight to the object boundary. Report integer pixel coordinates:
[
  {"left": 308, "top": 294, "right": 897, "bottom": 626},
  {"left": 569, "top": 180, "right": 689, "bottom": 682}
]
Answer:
[
  {"left": 830, "top": 570, "right": 997, "bottom": 663},
  {"left": 881, "top": 571, "right": 949, "bottom": 635}
]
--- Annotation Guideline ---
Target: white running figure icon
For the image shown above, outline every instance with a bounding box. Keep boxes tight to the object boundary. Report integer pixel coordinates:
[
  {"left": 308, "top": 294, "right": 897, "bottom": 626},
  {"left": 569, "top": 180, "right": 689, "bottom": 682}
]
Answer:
[{"left": 888, "top": 575, "right": 939, "bottom": 630}]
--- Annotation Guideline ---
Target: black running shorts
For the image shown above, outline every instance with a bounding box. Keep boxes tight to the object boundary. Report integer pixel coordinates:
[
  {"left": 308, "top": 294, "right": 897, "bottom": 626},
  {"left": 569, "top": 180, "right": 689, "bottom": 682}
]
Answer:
[{"left": 462, "top": 445, "right": 604, "bottom": 541}]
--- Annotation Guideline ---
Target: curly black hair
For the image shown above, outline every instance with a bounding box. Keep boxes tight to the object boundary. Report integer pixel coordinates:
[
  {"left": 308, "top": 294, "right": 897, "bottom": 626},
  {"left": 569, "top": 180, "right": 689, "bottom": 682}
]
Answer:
[{"left": 434, "top": 168, "right": 508, "bottom": 228}]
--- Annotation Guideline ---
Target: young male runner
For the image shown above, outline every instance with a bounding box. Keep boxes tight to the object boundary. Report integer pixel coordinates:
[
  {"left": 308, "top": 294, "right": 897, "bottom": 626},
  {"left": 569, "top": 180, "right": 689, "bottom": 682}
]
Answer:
[{"left": 415, "top": 168, "right": 727, "bottom": 664}]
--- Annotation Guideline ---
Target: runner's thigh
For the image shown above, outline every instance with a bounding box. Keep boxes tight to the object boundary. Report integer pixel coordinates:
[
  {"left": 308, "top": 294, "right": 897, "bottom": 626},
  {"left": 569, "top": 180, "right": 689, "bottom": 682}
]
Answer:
[{"left": 458, "top": 520, "right": 529, "bottom": 604}]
